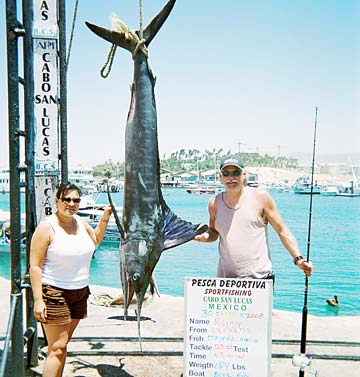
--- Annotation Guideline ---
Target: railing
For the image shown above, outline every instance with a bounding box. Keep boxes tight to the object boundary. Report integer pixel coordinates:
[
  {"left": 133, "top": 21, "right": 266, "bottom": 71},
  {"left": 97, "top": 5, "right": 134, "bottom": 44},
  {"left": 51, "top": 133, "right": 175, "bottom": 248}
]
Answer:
[
  {"left": 0, "top": 280, "right": 37, "bottom": 377},
  {"left": 0, "top": 294, "right": 19, "bottom": 376}
]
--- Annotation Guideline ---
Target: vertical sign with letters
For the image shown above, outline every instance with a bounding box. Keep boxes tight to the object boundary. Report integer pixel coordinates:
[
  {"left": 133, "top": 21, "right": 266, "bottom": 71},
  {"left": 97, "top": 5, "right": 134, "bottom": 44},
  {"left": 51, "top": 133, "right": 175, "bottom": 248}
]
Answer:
[
  {"left": 184, "top": 278, "right": 272, "bottom": 377},
  {"left": 33, "top": 0, "right": 60, "bottom": 220}
]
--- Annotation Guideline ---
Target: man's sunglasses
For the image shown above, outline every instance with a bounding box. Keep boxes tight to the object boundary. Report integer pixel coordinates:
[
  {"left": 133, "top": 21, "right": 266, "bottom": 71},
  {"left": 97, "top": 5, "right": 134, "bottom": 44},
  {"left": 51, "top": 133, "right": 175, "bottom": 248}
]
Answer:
[
  {"left": 221, "top": 169, "right": 242, "bottom": 177},
  {"left": 61, "top": 197, "right": 81, "bottom": 204}
]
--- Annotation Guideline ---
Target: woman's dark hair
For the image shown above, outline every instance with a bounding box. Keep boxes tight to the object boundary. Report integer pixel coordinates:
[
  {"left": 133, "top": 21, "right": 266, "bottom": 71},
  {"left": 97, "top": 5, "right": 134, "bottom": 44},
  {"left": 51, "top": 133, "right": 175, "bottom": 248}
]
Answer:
[{"left": 56, "top": 182, "right": 82, "bottom": 199}]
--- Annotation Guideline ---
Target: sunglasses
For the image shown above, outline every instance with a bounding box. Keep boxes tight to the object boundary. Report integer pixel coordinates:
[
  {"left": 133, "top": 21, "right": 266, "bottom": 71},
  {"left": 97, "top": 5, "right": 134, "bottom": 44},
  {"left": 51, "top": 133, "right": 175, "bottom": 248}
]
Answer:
[
  {"left": 61, "top": 197, "right": 81, "bottom": 204},
  {"left": 221, "top": 169, "right": 242, "bottom": 177}
]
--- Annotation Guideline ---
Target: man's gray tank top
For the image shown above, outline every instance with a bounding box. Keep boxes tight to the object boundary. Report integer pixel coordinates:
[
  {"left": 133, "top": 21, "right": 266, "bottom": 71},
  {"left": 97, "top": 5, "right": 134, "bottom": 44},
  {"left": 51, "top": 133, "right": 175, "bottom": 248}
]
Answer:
[{"left": 215, "top": 188, "right": 272, "bottom": 279}]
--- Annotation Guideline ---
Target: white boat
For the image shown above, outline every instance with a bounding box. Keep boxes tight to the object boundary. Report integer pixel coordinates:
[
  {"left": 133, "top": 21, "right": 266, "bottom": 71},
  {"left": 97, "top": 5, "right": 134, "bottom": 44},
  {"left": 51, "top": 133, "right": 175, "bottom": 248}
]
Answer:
[
  {"left": 96, "top": 179, "right": 123, "bottom": 193},
  {"left": 0, "top": 210, "right": 10, "bottom": 245},
  {"left": 247, "top": 173, "right": 259, "bottom": 188},
  {"left": 78, "top": 203, "right": 123, "bottom": 244},
  {"left": 320, "top": 186, "right": 338, "bottom": 196},
  {"left": 337, "top": 181, "right": 360, "bottom": 197},
  {"left": 68, "top": 167, "right": 97, "bottom": 194},
  {"left": 292, "top": 176, "right": 321, "bottom": 195},
  {"left": 0, "top": 168, "right": 26, "bottom": 193},
  {"left": 186, "top": 186, "right": 222, "bottom": 195}
]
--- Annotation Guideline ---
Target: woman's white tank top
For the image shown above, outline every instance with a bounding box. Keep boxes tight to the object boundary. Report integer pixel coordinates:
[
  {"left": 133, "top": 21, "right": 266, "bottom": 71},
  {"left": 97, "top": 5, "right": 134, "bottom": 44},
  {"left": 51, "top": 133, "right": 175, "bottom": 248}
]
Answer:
[{"left": 42, "top": 214, "right": 95, "bottom": 289}]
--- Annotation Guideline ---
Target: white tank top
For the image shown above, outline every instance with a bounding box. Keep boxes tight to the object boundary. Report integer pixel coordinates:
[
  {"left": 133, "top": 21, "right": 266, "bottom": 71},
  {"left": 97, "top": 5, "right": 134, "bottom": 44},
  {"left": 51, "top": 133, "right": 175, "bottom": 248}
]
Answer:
[
  {"left": 42, "top": 214, "right": 95, "bottom": 289},
  {"left": 215, "top": 188, "right": 272, "bottom": 279}
]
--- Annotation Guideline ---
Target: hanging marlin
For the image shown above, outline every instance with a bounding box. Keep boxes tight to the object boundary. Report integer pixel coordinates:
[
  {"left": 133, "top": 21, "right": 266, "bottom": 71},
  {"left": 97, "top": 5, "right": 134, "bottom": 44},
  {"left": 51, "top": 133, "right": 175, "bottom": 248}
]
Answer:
[{"left": 86, "top": 0, "right": 207, "bottom": 346}]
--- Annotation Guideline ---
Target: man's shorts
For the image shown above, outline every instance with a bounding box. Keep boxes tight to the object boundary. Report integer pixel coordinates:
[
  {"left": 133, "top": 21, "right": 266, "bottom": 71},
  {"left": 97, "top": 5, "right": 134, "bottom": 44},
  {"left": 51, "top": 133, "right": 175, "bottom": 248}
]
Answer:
[{"left": 42, "top": 285, "right": 91, "bottom": 325}]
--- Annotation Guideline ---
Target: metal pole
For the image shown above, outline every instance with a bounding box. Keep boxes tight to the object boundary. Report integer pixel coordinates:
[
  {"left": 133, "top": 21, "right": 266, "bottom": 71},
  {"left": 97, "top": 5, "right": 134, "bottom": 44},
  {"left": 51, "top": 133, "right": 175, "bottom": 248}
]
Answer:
[
  {"left": 22, "top": 0, "right": 38, "bottom": 367},
  {"left": 299, "top": 107, "right": 318, "bottom": 377},
  {"left": 5, "top": 0, "right": 25, "bottom": 375},
  {"left": 59, "top": 0, "right": 68, "bottom": 182}
]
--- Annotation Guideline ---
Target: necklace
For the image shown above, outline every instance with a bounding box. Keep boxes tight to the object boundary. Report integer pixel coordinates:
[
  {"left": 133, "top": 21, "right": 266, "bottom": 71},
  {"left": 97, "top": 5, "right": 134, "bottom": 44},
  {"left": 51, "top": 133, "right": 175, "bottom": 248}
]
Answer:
[{"left": 222, "top": 188, "right": 248, "bottom": 210}]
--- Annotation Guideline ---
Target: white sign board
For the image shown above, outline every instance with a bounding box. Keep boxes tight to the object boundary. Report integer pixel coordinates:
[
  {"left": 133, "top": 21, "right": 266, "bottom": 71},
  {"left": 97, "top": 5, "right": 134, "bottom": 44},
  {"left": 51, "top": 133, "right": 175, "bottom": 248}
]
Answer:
[
  {"left": 184, "top": 278, "right": 272, "bottom": 377},
  {"left": 33, "top": 0, "right": 58, "bottom": 38},
  {"left": 34, "top": 175, "right": 58, "bottom": 222},
  {"left": 33, "top": 37, "right": 59, "bottom": 174}
]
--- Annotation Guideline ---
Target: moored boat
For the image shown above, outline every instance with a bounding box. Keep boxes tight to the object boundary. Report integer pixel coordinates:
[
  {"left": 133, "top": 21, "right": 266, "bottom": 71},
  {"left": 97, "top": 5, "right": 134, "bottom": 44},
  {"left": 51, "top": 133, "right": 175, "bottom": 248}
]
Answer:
[
  {"left": 292, "top": 176, "right": 321, "bottom": 194},
  {"left": 320, "top": 186, "right": 338, "bottom": 196},
  {"left": 186, "top": 186, "right": 222, "bottom": 195},
  {"left": 337, "top": 180, "right": 360, "bottom": 197}
]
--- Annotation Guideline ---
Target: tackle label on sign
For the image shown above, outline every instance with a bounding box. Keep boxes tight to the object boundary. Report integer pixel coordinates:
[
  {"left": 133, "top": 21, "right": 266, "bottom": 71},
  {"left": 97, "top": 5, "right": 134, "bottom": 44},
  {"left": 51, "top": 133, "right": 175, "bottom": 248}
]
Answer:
[{"left": 183, "top": 278, "right": 272, "bottom": 377}]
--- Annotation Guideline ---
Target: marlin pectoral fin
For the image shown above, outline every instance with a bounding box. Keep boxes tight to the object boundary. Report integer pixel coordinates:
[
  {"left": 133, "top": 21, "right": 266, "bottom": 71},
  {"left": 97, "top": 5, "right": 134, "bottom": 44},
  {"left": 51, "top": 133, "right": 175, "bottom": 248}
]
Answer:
[
  {"left": 162, "top": 206, "right": 209, "bottom": 251},
  {"left": 143, "top": 0, "right": 176, "bottom": 46},
  {"left": 85, "top": 21, "right": 135, "bottom": 52}
]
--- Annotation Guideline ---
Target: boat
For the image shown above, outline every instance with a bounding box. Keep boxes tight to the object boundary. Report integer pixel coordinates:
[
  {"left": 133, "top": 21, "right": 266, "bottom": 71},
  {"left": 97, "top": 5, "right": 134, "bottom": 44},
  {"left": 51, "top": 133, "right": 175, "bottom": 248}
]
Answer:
[
  {"left": 337, "top": 180, "right": 360, "bottom": 197},
  {"left": 96, "top": 178, "right": 123, "bottom": 193},
  {"left": 0, "top": 210, "right": 26, "bottom": 249},
  {"left": 186, "top": 186, "right": 222, "bottom": 195},
  {"left": 320, "top": 185, "right": 338, "bottom": 196},
  {"left": 0, "top": 210, "right": 10, "bottom": 246},
  {"left": 78, "top": 203, "right": 123, "bottom": 244},
  {"left": 0, "top": 168, "right": 26, "bottom": 193},
  {"left": 68, "top": 167, "right": 124, "bottom": 194},
  {"left": 247, "top": 173, "right": 259, "bottom": 188},
  {"left": 292, "top": 176, "right": 321, "bottom": 195}
]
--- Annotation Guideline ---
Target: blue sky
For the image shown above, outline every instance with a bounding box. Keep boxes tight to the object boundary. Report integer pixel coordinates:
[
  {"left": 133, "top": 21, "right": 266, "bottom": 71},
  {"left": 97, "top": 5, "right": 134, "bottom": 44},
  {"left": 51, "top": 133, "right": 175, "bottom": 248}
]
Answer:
[{"left": 1, "top": 0, "right": 359, "bottom": 166}]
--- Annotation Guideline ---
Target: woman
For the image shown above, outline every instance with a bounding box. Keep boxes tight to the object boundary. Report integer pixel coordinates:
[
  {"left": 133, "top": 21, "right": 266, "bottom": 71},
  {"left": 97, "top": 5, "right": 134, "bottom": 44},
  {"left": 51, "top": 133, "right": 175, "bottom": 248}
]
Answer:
[{"left": 30, "top": 182, "right": 113, "bottom": 377}]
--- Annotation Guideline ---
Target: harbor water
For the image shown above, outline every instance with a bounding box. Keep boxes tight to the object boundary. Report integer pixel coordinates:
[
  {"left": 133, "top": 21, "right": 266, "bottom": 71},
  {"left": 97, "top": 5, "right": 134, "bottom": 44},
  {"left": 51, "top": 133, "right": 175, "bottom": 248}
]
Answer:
[{"left": 0, "top": 188, "right": 359, "bottom": 317}]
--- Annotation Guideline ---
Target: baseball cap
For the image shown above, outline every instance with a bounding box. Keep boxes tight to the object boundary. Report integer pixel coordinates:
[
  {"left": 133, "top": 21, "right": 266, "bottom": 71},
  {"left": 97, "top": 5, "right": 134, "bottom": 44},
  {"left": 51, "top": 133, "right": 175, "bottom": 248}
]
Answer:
[{"left": 219, "top": 156, "right": 245, "bottom": 170}]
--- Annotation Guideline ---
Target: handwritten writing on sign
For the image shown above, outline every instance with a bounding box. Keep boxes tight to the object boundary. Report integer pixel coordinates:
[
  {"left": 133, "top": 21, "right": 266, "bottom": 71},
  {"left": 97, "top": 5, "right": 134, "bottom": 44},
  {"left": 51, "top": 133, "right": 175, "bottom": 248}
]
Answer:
[{"left": 184, "top": 278, "right": 273, "bottom": 377}]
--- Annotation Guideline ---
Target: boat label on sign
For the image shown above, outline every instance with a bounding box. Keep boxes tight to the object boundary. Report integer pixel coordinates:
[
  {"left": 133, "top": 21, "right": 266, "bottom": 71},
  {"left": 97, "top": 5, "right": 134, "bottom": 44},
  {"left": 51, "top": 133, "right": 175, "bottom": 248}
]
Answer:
[
  {"left": 184, "top": 278, "right": 272, "bottom": 377},
  {"left": 33, "top": 0, "right": 58, "bottom": 38}
]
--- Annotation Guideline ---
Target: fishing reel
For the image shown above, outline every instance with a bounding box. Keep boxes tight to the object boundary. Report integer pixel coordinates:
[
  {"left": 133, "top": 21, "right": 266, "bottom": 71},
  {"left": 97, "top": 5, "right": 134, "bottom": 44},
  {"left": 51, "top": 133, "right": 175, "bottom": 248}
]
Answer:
[{"left": 292, "top": 354, "right": 319, "bottom": 376}]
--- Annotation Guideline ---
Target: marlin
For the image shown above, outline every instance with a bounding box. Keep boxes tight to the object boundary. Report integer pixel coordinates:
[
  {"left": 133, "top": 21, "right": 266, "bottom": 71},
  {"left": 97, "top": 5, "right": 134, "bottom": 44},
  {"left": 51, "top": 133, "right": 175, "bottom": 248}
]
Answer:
[{"left": 86, "top": 0, "right": 207, "bottom": 346}]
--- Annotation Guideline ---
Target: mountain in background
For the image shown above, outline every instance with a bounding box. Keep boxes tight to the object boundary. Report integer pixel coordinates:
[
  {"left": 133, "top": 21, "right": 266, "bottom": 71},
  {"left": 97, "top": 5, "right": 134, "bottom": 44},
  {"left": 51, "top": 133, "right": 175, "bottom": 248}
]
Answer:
[{"left": 286, "top": 153, "right": 360, "bottom": 166}]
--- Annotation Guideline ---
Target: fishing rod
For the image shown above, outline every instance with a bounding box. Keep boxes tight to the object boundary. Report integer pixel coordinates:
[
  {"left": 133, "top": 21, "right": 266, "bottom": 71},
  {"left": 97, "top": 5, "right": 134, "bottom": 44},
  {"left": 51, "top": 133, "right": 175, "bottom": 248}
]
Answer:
[{"left": 297, "top": 107, "right": 318, "bottom": 377}]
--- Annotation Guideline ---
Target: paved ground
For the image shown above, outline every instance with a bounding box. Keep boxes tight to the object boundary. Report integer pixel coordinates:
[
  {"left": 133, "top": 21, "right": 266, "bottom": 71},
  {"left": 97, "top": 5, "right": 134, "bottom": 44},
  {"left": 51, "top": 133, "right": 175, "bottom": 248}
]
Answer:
[{"left": 1, "top": 278, "right": 359, "bottom": 376}]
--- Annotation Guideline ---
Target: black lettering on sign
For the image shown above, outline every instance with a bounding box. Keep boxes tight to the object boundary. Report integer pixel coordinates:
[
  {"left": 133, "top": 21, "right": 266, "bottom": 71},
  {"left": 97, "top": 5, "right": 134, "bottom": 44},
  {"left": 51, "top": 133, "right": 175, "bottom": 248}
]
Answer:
[{"left": 40, "top": 1, "right": 49, "bottom": 21}]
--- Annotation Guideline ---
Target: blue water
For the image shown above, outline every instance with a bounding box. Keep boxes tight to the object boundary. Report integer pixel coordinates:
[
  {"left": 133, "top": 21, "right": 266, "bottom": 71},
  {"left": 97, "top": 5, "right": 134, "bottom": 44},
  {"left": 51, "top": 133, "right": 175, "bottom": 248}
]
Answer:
[{"left": 1, "top": 188, "right": 359, "bottom": 317}]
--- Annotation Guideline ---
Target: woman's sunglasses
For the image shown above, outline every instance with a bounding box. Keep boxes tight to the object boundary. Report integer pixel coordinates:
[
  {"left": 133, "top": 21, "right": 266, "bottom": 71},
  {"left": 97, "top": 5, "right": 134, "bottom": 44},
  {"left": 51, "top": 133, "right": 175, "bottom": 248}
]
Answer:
[
  {"left": 61, "top": 197, "right": 81, "bottom": 204},
  {"left": 221, "top": 169, "right": 242, "bottom": 177}
]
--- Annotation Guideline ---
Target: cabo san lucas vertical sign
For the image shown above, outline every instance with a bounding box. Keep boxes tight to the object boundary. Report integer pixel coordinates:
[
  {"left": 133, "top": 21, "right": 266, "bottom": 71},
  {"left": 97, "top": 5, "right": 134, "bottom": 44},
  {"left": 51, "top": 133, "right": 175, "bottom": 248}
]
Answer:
[
  {"left": 184, "top": 278, "right": 272, "bottom": 377},
  {"left": 33, "top": 0, "right": 59, "bottom": 221}
]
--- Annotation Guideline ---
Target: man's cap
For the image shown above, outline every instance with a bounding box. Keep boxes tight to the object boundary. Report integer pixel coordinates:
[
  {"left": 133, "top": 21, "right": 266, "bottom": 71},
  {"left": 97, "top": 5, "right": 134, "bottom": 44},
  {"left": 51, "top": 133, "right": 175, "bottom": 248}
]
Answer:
[{"left": 219, "top": 156, "right": 245, "bottom": 170}]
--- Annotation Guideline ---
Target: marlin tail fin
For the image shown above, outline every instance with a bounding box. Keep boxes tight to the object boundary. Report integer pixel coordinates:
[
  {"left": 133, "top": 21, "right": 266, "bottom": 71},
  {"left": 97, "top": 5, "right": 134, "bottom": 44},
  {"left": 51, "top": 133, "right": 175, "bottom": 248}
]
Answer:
[{"left": 85, "top": 0, "right": 176, "bottom": 55}]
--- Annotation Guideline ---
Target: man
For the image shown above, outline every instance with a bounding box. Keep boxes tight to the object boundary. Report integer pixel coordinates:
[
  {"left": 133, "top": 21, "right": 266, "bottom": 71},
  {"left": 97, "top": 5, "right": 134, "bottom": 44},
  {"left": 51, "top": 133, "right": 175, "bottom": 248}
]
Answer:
[{"left": 195, "top": 156, "right": 313, "bottom": 279}]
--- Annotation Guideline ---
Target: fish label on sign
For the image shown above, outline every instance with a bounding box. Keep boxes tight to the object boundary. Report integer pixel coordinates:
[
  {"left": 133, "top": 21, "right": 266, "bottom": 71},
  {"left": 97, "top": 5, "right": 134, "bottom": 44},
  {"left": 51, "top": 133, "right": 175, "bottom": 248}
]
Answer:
[
  {"left": 184, "top": 278, "right": 272, "bottom": 377},
  {"left": 33, "top": 0, "right": 58, "bottom": 38}
]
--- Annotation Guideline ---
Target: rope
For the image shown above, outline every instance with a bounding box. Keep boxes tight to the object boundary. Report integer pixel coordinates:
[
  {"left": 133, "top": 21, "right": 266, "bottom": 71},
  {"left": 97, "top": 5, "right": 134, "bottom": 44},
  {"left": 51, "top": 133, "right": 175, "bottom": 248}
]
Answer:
[
  {"left": 100, "top": 1, "right": 147, "bottom": 77},
  {"left": 139, "top": 0, "right": 143, "bottom": 39},
  {"left": 89, "top": 293, "right": 117, "bottom": 307},
  {"left": 132, "top": 39, "right": 148, "bottom": 59},
  {"left": 100, "top": 44, "right": 117, "bottom": 78},
  {"left": 66, "top": 0, "right": 80, "bottom": 71}
]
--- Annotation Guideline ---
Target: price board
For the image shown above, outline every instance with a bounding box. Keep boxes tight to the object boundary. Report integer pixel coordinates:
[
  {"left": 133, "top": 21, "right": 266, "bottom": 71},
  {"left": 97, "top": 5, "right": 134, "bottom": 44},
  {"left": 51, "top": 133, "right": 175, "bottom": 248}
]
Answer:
[{"left": 184, "top": 277, "right": 272, "bottom": 377}]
